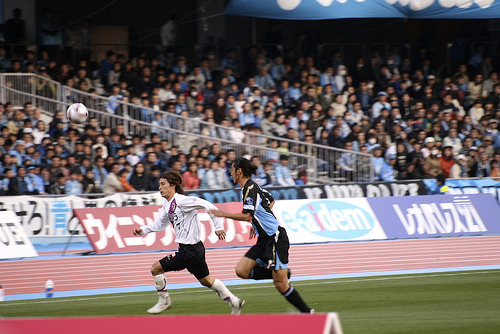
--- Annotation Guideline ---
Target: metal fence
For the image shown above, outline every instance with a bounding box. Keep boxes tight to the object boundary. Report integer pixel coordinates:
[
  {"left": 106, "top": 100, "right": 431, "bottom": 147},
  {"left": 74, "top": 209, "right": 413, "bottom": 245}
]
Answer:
[{"left": 0, "top": 73, "right": 374, "bottom": 184}]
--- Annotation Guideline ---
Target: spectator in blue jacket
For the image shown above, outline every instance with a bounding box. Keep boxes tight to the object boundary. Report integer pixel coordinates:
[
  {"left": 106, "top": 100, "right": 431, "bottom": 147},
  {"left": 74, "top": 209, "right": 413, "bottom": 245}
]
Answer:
[{"left": 380, "top": 154, "right": 398, "bottom": 181}]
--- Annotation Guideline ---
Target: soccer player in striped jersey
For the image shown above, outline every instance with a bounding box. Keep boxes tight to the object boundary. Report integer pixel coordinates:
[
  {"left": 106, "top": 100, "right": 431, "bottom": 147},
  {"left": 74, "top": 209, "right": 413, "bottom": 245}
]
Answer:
[{"left": 210, "top": 157, "right": 313, "bottom": 313}]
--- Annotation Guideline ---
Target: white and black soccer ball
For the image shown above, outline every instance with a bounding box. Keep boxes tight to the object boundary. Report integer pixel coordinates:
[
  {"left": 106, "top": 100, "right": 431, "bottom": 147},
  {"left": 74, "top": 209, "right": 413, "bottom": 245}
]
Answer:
[{"left": 66, "top": 103, "right": 89, "bottom": 124}]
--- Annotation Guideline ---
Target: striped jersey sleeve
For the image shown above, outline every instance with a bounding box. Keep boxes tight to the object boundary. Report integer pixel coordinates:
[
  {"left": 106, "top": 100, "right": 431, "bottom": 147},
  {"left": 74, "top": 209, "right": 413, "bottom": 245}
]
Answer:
[{"left": 241, "top": 179, "right": 279, "bottom": 237}]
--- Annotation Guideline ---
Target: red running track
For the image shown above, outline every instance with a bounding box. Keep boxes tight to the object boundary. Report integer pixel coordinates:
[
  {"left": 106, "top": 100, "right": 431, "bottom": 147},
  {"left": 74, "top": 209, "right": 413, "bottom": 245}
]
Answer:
[{"left": 1, "top": 236, "right": 500, "bottom": 295}]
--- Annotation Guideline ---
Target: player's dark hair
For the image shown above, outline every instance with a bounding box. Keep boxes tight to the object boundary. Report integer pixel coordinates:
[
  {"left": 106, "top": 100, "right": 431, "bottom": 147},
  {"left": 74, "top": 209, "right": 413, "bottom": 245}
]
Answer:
[
  {"left": 160, "top": 170, "right": 185, "bottom": 195},
  {"left": 233, "top": 157, "right": 258, "bottom": 177}
]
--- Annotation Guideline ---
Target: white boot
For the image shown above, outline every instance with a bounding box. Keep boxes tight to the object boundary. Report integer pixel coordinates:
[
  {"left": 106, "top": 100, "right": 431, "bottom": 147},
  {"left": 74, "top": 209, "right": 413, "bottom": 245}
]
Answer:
[
  {"left": 147, "top": 274, "right": 172, "bottom": 314},
  {"left": 210, "top": 278, "right": 245, "bottom": 315},
  {"left": 147, "top": 292, "right": 172, "bottom": 314},
  {"left": 230, "top": 298, "right": 245, "bottom": 315}
]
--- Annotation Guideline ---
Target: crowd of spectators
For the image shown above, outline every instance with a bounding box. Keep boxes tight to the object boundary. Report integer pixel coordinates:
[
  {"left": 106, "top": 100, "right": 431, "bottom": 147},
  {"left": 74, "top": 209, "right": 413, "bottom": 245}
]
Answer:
[{"left": 1, "top": 34, "right": 500, "bottom": 195}]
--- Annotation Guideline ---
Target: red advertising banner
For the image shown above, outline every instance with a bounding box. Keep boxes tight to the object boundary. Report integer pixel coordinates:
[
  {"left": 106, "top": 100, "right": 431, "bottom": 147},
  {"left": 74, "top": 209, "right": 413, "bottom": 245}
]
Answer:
[
  {"left": 0, "top": 313, "right": 343, "bottom": 334},
  {"left": 74, "top": 202, "right": 254, "bottom": 253}
]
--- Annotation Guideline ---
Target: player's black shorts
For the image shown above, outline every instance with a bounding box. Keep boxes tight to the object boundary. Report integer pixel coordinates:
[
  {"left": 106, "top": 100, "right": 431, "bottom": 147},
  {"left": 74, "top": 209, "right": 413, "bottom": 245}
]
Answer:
[
  {"left": 159, "top": 241, "right": 209, "bottom": 280},
  {"left": 245, "top": 226, "right": 289, "bottom": 270}
]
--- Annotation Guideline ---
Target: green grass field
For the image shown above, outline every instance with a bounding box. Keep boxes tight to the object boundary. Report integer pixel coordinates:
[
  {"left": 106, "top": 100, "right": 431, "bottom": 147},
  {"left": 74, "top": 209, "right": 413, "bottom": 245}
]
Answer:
[{"left": 1, "top": 270, "right": 499, "bottom": 334}]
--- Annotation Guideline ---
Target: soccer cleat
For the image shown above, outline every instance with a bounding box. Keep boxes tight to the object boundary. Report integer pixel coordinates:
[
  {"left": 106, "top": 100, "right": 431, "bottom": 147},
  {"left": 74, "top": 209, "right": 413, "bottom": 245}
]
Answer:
[
  {"left": 231, "top": 298, "right": 245, "bottom": 315},
  {"left": 309, "top": 309, "right": 315, "bottom": 314},
  {"left": 287, "top": 268, "right": 292, "bottom": 284},
  {"left": 147, "top": 294, "right": 172, "bottom": 314}
]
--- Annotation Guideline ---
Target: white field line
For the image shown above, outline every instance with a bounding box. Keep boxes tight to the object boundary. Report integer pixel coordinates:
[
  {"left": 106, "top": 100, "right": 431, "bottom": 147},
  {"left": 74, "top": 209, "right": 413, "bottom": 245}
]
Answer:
[{"left": 1, "top": 270, "right": 498, "bottom": 307}]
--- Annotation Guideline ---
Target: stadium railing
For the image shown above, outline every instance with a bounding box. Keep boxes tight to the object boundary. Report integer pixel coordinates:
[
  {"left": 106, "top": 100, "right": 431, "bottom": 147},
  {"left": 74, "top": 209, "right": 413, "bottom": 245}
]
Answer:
[{"left": 0, "top": 73, "right": 374, "bottom": 184}]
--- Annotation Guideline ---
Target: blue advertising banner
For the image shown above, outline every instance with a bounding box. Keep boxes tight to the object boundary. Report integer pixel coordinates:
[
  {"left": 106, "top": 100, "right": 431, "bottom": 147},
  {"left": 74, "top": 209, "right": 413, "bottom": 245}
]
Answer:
[
  {"left": 367, "top": 194, "right": 500, "bottom": 239},
  {"left": 225, "top": 0, "right": 500, "bottom": 20},
  {"left": 423, "top": 179, "right": 500, "bottom": 205}
]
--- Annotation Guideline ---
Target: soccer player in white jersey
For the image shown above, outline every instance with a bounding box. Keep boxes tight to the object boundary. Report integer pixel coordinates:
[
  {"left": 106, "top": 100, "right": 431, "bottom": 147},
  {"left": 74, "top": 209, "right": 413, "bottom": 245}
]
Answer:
[{"left": 133, "top": 170, "right": 244, "bottom": 315}]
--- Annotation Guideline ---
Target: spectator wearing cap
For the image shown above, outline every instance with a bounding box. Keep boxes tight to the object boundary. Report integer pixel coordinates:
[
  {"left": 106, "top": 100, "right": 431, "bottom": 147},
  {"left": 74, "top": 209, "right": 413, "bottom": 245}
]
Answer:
[
  {"left": 9, "top": 140, "right": 26, "bottom": 166},
  {"left": 421, "top": 137, "right": 436, "bottom": 159},
  {"left": 469, "top": 149, "right": 491, "bottom": 178},
  {"left": 450, "top": 154, "right": 468, "bottom": 178},
  {"left": 424, "top": 147, "right": 442, "bottom": 178},
  {"left": 26, "top": 165, "right": 45, "bottom": 195},
  {"left": 24, "top": 142, "right": 40, "bottom": 165},
  {"left": 380, "top": 154, "right": 398, "bottom": 181},
  {"left": 371, "top": 91, "right": 391, "bottom": 121},
  {"left": 481, "top": 135, "right": 495, "bottom": 158},
  {"left": 465, "top": 146, "right": 479, "bottom": 171}
]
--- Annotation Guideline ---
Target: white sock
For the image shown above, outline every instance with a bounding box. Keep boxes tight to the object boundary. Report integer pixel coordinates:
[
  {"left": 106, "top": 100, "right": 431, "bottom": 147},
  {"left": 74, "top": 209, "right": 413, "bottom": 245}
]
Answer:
[
  {"left": 153, "top": 274, "right": 168, "bottom": 295},
  {"left": 210, "top": 278, "right": 237, "bottom": 305}
]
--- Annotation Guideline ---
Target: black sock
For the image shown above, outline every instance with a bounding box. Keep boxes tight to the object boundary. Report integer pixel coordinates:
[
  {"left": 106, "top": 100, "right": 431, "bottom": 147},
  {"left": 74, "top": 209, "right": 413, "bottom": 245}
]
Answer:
[
  {"left": 283, "top": 286, "right": 311, "bottom": 313},
  {"left": 250, "top": 267, "right": 273, "bottom": 280}
]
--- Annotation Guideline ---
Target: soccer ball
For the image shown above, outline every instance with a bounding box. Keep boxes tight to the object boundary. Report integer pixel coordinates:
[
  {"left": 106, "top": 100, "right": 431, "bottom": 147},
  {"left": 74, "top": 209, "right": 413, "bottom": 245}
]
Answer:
[{"left": 66, "top": 103, "right": 88, "bottom": 124}]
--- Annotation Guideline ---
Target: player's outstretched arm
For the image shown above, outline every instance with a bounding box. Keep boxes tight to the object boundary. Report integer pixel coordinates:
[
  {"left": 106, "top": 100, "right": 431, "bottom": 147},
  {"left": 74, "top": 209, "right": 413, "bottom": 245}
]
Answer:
[
  {"left": 210, "top": 210, "right": 252, "bottom": 222},
  {"left": 215, "top": 230, "right": 226, "bottom": 240}
]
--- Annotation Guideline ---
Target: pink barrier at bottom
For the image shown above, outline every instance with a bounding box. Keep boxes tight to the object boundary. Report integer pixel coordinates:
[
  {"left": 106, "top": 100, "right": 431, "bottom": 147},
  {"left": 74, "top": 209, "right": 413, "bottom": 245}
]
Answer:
[{"left": 0, "top": 313, "right": 342, "bottom": 334}]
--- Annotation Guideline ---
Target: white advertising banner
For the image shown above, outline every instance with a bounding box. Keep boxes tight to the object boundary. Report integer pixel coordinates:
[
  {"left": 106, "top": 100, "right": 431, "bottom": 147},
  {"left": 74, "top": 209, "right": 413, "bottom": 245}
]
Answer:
[
  {"left": 0, "top": 211, "right": 38, "bottom": 259},
  {"left": 0, "top": 193, "right": 166, "bottom": 237},
  {"left": 273, "top": 198, "right": 387, "bottom": 243}
]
